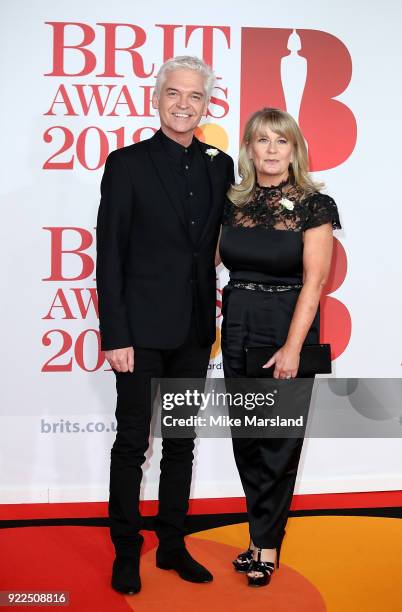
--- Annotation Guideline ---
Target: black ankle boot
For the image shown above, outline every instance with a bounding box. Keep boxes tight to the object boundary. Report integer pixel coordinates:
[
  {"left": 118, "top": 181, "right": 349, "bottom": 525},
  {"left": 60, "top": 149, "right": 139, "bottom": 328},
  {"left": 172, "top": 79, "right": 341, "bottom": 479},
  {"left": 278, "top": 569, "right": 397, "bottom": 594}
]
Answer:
[
  {"left": 111, "top": 534, "right": 144, "bottom": 595},
  {"left": 156, "top": 546, "right": 213, "bottom": 583}
]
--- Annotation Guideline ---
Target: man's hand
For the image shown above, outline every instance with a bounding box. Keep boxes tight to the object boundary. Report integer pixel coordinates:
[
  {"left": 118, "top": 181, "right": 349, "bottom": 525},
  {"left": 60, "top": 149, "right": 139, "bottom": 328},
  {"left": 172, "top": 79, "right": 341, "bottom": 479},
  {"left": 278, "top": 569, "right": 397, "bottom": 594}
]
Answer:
[{"left": 105, "top": 347, "right": 134, "bottom": 373}]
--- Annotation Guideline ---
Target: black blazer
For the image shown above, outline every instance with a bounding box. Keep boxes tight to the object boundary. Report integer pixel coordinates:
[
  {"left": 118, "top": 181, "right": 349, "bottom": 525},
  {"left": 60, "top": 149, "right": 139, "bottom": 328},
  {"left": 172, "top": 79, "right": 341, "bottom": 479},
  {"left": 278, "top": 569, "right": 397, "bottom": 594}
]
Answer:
[{"left": 96, "top": 130, "right": 234, "bottom": 351}]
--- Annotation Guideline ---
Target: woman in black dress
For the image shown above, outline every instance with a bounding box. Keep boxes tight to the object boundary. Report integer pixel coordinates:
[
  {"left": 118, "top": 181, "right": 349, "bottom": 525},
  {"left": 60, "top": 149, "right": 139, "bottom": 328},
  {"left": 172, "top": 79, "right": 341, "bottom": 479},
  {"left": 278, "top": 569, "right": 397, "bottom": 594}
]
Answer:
[{"left": 218, "top": 108, "right": 341, "bottom": 587}]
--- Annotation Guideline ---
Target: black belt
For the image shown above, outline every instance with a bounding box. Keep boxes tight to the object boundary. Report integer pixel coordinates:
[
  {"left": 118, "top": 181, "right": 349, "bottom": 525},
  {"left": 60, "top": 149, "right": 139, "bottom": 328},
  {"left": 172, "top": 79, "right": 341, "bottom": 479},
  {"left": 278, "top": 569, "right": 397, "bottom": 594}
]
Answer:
[{"left": 228, "top": 280, "right": 302, "bottom": 293}]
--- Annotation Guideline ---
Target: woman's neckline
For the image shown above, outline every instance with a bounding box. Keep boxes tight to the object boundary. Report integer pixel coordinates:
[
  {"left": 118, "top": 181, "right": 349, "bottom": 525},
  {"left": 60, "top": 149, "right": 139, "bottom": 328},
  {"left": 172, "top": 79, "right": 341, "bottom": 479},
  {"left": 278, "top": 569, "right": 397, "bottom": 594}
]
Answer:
[{"left": 256, "top": 176, "right": 291, "bottom": 190}]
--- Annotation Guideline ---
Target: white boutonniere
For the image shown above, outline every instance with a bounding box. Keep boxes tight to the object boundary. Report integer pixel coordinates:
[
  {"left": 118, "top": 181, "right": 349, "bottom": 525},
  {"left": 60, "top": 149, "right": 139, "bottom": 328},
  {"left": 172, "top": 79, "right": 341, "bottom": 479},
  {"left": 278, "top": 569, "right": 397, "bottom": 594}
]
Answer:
[
  {"left": 280, "top": 197, "right": 294, "bottom": 211},
  {"left": 205, "top": 147, "right": 219, "bottom": 161}
]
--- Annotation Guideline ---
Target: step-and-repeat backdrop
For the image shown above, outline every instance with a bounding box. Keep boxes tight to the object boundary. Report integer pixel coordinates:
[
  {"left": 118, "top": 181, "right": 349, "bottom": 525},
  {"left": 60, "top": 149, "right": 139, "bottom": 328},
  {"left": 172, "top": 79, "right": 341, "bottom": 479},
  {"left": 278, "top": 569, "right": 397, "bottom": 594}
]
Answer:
[{"left": 1, "top": 0, "right": 401, "bottom": 502}]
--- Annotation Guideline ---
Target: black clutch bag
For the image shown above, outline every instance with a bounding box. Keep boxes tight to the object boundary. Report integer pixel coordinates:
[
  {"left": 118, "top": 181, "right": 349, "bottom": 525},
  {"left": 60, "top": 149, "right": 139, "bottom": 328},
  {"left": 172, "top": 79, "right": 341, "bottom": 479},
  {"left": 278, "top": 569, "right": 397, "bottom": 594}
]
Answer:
[{"left": 245, "top": 344, "right": 332, "bottom": 377}]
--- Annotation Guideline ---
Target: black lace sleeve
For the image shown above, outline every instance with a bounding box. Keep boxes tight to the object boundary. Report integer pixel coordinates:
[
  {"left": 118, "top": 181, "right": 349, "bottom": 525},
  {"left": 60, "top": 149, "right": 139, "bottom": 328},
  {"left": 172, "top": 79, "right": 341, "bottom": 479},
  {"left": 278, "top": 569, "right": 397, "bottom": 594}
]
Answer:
[
  {"left": 303, "top": 193, "right": 341, "bottom": 231},
  {"left": 222, "top": 197, "right": 235, "bottom": 225}
]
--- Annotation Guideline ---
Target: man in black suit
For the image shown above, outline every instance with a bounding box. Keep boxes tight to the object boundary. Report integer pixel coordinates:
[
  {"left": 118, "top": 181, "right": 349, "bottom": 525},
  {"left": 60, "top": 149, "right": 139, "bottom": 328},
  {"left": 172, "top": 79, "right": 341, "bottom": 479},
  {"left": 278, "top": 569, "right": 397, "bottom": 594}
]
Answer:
[{"left": 96, "top": 56, "right": 234, "bottom": 594}]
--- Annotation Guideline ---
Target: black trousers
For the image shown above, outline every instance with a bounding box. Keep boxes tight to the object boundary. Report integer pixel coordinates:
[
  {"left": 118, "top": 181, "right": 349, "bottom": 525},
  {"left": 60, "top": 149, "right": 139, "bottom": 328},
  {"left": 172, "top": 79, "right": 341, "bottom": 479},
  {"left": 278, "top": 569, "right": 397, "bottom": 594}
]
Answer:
[
  {"left": 109, "top": 321, "right": 211, "bottom": 554},
  {"left": 221, "top": 285, "right": 317, "bottom": 549}
]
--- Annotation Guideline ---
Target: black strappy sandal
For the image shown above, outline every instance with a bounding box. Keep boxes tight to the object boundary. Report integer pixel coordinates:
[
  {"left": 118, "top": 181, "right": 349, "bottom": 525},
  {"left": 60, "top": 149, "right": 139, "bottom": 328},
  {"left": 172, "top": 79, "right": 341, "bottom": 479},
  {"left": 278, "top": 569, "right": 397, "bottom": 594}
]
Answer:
[
  {"left": 247, "top": 548, "right": 276, "bottom": 587},
  {"left": 232, "top": 541, "right": 253, "bottom": 573}
]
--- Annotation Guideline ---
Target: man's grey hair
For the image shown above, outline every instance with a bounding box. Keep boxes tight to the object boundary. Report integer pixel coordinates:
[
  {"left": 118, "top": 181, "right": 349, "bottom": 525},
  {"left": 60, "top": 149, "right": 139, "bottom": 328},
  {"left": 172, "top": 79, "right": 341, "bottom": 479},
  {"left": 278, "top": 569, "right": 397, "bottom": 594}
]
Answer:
[{"left": 154, "top": 56, "right": 215, "bottom": 100}]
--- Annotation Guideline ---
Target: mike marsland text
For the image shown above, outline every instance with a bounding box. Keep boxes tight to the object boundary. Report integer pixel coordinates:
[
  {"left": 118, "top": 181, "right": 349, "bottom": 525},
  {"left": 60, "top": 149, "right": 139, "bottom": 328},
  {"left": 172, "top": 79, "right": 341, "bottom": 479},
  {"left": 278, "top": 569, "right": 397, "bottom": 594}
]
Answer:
[{"left": 162, "top": 415, "right": 304, "bottom": 428}]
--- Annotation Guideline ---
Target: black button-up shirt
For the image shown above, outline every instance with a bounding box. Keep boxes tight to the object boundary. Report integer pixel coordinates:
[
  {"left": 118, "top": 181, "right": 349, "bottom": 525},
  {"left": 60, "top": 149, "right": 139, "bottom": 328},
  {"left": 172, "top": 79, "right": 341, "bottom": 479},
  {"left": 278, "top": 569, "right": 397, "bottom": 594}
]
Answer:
[{"left": 160, "top": 130, "right": 211, "bottom": 243}]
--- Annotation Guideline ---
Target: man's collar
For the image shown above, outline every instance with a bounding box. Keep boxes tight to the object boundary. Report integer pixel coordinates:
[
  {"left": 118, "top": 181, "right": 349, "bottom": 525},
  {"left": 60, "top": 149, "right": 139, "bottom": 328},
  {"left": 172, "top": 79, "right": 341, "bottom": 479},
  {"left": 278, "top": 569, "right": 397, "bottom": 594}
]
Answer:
[{"left": 158, "top": 129, "right": 196, "bottom": 162}]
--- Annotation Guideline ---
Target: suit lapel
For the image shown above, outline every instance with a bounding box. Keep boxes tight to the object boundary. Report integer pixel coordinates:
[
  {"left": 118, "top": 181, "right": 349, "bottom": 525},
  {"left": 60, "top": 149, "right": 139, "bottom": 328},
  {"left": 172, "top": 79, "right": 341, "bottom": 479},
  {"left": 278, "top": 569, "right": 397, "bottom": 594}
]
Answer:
[
  {"left": 196, "top": 139, "right": 222, "bottom": 246},
  {"left": 148, "top": 131, "right": 189, "bottom": 236}
]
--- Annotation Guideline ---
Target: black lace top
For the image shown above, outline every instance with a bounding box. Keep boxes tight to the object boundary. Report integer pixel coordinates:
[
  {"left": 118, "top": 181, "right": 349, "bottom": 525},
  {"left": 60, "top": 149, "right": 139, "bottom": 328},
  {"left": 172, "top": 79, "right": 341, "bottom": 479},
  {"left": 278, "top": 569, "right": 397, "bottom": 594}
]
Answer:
[
  {"left": 220, "top": 178, "right": 341, "bottom": 285},
  {"left": 223, "top": 178, "right": 341, "bottom": 231}
]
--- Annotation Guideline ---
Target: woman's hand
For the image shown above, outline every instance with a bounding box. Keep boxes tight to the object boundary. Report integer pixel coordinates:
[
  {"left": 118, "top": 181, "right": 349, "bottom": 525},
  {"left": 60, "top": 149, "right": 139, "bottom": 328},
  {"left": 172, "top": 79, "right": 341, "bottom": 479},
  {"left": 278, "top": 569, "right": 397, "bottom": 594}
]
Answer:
[{"left": 263, "top": 344, "right": 300, "bottom": 379}]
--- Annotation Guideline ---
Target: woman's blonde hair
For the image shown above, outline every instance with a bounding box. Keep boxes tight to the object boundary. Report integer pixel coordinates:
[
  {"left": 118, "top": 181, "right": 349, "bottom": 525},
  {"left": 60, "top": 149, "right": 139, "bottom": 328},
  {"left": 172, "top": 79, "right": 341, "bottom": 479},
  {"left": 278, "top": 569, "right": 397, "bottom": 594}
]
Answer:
[{"left": 228, "top": 107, "right": 323, "bottom": 206}]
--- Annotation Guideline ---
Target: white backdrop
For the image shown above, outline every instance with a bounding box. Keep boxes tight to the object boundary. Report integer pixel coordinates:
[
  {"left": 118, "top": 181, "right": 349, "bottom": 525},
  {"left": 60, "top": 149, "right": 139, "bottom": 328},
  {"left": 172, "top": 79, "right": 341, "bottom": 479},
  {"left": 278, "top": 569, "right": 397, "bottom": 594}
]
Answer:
[{"left": 1, "top": 0, "right": 402, "bottom": 503}]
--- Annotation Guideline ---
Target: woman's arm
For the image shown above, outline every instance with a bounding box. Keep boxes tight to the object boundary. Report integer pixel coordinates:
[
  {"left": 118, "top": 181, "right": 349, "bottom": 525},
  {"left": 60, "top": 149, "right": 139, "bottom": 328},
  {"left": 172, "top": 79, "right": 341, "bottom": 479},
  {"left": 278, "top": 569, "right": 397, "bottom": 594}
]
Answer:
[
  {"left": 215, "top": 225, "right": 222, "bottom": 267},
  {"left": 264, "top": 222, "right": 334, "bottom": 379}
]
